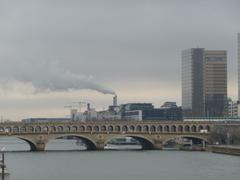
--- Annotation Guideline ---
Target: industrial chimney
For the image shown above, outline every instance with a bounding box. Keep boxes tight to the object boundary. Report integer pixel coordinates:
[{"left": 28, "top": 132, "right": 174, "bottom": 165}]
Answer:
[
  {"left": 113, "top": 95, "right": 118, "bottom": 106},
  {"left": 87, "top": 103, "right": 91, "bottom": 111}
]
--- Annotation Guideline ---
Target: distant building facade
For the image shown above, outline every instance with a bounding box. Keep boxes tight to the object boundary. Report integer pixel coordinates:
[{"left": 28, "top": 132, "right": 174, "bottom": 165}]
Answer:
[
  {"left": 161, "top": 102, "right": 177, "bottom": 108},
  {"left": 237, "top": 33, "right": 240, "bottom": 116},
  {"left": 121, "top": 103, "right": 182, "bottom": 121},
  {"left": 182, "top": 48, "right": 227, "bottom": 118},
  {"left": 204, "top": 50, "right": 228, "bottom": 117},
  {"left": 227, "top": 98, "right": 239, "bottom": 117},
  {"left": 22, "top": 118, "right": 71, "bottom": 123},
  {"left": 182, "top": 48, "right": 205, "bottom": 117},
  {"left": 238, "top": 33, "right": 240, "bottom": 101}
]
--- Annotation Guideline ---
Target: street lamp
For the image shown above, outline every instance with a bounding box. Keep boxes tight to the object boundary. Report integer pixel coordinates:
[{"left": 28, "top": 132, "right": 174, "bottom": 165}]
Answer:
[
  {"left": 0, "top": 150, "right": 6, "bottom": 180},
  {"left": 227, "top": 132, "right": 230, "bottom": 145}
]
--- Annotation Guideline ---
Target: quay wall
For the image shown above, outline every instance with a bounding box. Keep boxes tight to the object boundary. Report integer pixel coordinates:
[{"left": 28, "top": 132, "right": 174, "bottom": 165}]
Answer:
[{"left": 211, "top": 146, "right": 240, "bottom": 156}]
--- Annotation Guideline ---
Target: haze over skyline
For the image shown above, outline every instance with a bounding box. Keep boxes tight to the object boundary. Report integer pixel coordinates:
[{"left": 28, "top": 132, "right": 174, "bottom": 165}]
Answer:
[{"left": 0, "top": 0, "right": 240, "bottom": 120}]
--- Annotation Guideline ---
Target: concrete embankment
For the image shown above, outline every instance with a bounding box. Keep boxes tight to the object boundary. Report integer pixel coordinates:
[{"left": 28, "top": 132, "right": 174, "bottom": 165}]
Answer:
[{"left": 211, "top": 145, "right": 240, "bottom": 156}]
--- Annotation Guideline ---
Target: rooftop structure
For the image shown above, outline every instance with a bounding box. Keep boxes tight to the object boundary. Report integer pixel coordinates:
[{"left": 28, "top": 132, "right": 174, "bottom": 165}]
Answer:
[{"left": 121, "top": 103, "right": 182, "bottom": 121}]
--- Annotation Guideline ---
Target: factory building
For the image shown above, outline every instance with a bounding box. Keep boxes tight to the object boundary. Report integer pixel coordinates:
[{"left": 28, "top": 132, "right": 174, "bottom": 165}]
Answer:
[
  {"left": 97, "top": 110, "right": 121, "bottom": 120},
  {"left": 23, "top": 97, "right": 182, "bottom": 122},
  {"left": 97, "top": 96, "right": 121, "bottom": 120},
  {"left": 121, "top": 103, "right": 182, "bottom": 121},
  {"left": 82, "top": 104, "right": 98, "bottom": 121}
]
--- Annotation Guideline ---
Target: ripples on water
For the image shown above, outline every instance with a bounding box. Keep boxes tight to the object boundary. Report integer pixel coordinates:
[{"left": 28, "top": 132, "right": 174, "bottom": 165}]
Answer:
[{"left": 0, "top": 138, "right": 240, "bottom": 180}]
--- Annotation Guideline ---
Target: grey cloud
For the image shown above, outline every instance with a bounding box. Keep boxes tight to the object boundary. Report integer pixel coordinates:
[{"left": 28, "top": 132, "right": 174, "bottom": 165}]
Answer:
[{"left": 0, "top": 0, "right": 239, "bottom": 84}]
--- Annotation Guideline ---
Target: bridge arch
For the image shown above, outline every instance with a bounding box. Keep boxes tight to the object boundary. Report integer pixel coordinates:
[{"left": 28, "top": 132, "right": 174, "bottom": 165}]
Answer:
[
  {"left": 20, "top": 126, "right": 27, "bottom": 133},
  {"left": 163, "top": 135, "right": 210, "bottom": 145},
  {"left": 122, "top": 125, "right": 128, "bottom": 132},
  {"left": 191, "top": 125, "right": 197, "bottom": 132},
  {"left": 108, "top": 125, "right": 114, "bottom": 132},
  {"left": 205, "top": 125, "right": 211, "bottom": 131},
  {"left": 35, "top": 126, "right": 42, "bottom": 133},
  {"left": 65, "top": 126, "right": 71, "bottom": 132},
  {"left": 178, "top": 125, "right": 183, "bottom": 132},
  {"left": 171, "top": 125, "right": 177, "bottom": 132},
  {"left": 136, "top": 125, "right": 142, "bottom": 132},
  {"left": 157, "top": 125, "right": 163, "bottom": 132},
  {"left": 184, "top": 125, "right": 190, "bottom": 132},
  {"left": 50, "top": 126, "right": 57, "bottom": 132},
  {"left": 71, "top": 126, "right": 78, "bottom": 132},
  {"left": 43, "top": 126, "right": 49, "bottom": 132},
  {"left": 13, "top": 126, "right": 20, "bottom": 133},
  {"left": 198, "top": 125, "right": 203, "bottom": 132},
  {"left": 79, "top": 125, "right": 85, "bottom": 132},
  {"left": 150, "top": 125, "right": 156, "bottom": 133},
  {"left": 93, "top": 125, "right": 100, "bottom": 132},
  {"left": 5, "top": 127, "right": 12, "bottom": 133},
  {"left": 114, "top": 125, "right": 121, "bottom": 132},
  {"left": 16, "top": 136, "right": 38, "bottom": 151},
  {"left": 27, "top": 126, "right": 34, "bottom": 133},
  {"left": 101, "top": 125, "right": 107, "bottom": 132},
  {"left": 164, "top": 125, "right": 170, "bottom": 132},
  {"left": 129, "top": 125, "right": 135, "bottom": 132},
  {"left": 57, "top": 126, "right": 64, "bottom": 132},
  {"left": 143, "top": 125, "right": 149, "bottom": 133},
  {"left": 48, "top": 134, "right": 97, "bottom": 150},
  {"left": 105, "top": 135, "right": 154, "bottom": 150}
]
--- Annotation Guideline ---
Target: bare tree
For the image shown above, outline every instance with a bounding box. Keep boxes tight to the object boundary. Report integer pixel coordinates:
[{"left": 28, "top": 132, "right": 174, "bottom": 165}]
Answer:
[{"left": 210, "top": 125, "right": 240, "bottom": 145}]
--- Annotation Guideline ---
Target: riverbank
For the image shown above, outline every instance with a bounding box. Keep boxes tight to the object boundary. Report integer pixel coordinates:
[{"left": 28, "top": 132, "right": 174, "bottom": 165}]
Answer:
[{"left": 211, "top": 145, "right": 240, "bottom": 156}]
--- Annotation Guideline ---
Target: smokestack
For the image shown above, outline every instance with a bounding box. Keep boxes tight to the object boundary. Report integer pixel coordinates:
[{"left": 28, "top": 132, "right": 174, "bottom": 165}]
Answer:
[
  {"left": 87, "top": 103, "right": 91, "bottom": 111},
  {"left": 113, "top": 95, "right": 117, "bottom": 106}
]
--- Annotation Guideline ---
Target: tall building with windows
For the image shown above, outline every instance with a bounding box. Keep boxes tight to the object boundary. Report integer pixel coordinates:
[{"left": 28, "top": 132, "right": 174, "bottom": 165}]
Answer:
[
  {"left": 182, "top": 48, "right": 227, "bottom": 117},
  {"left": 204, "top": 50, "right": 227, "bottom": 117},
  {"left": 182, "top": 48, "right": 205, "bottom": 117},
  {"left": 238, "top": 33, "right": 240, "bottom": 101}
]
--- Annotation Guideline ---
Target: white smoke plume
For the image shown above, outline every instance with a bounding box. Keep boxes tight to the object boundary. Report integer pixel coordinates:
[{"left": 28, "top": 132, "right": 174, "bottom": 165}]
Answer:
[{"left": 0, "top": 60, "right": 116, "bottom": 95}]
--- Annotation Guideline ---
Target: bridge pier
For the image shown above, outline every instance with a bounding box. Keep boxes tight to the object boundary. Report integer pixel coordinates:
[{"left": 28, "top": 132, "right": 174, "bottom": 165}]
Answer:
[
  {"left": 95, "top": 141, "right": 105, "bottom": 150},
  {"left": 153, "top": 140, "right": 163, "bottom": 150},
  {"left": 34, "top": 141, "right": 46, "bottom": 152},
  {"left": 25, "top": 135, "right": 48, "bottom": 152}
]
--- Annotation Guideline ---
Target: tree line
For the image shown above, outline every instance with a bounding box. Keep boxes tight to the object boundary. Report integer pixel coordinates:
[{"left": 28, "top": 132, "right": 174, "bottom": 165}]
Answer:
[{"left": 210, "top": 125, "right": 240, "bottom": 145}]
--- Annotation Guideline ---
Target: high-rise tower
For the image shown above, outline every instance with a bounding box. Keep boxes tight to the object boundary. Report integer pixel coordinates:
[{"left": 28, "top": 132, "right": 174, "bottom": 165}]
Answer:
[
  {"left": 204, "top": 50, "right": 227, "bottom": 117},
  {"left": 182, "top": 48, "right": 205, "bottom": 117},
  {"left": 238, "top": 33, "right": 240, "bottom": 101},
  {"left": 182, "top": 48, "right": 227, "bottom": 117}
]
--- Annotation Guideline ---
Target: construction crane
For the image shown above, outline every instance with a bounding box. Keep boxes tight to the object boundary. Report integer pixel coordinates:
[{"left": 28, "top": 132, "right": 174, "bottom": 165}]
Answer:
[
  {"left": 73, "top": 101, "right": 88, "bottom": 113},
  {"left": 64, "top": 105, "right": 78, "bottom": 121},
  {"left": 64, "top": 105, "right": 76, "bottom": 110}
]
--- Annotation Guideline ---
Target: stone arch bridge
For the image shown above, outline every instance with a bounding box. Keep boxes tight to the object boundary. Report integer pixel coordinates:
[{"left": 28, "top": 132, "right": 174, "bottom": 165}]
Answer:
[{"left": 0, "top": 120, "right": 218, "bottom": 151}]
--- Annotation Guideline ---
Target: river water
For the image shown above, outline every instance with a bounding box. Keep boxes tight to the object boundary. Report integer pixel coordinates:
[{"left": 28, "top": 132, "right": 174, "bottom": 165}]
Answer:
[{"left": 1, "top": 138, "right": 240, "bottom": 180}]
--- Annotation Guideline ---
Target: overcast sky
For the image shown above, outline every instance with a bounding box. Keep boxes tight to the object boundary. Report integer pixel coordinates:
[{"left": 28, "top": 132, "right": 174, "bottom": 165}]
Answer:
[{"left": 0, "top": 0, "right": 240, "bottom": 120}]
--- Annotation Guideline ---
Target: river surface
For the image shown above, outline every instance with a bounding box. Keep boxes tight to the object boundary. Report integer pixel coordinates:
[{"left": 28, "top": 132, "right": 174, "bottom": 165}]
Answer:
[{"left": 0, "top": 137, "right": 240, "bottom": 180}]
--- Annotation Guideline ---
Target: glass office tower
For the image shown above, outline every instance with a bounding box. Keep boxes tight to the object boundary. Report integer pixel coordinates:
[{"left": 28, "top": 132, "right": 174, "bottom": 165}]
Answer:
[
  {"left": 238, "top": 33, "right": 240, "bottom": 101},
  {"left": 182, "top": 48, "right": 205, "bottom": 117},
  {"left": 182, "top": 48, "right": 227, "bottom": 117},
  {"left": 204, "top": 50, "right": 227, "bottom": 117}
]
